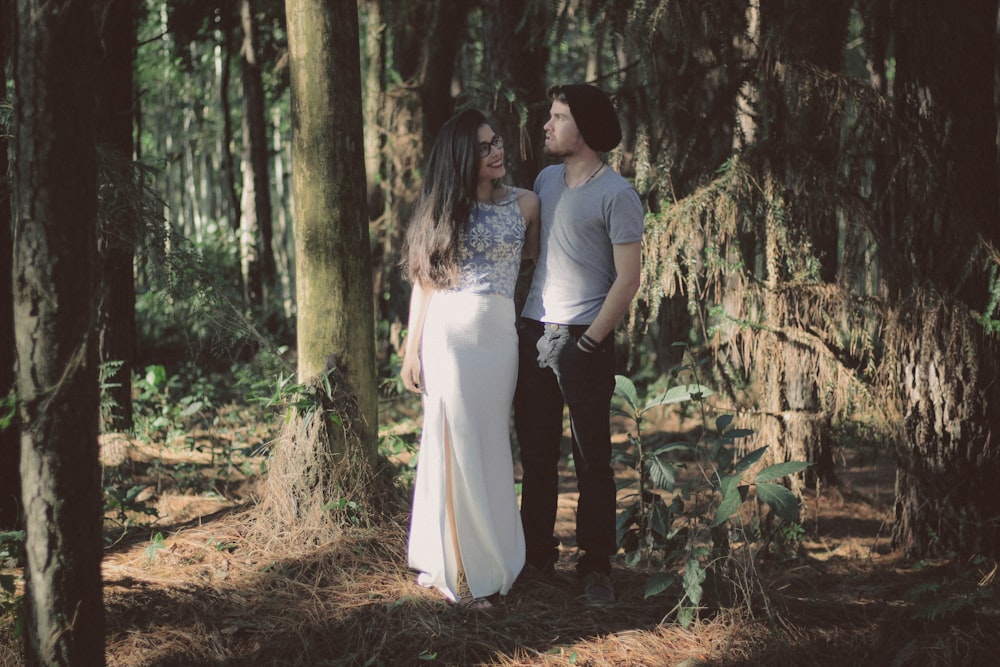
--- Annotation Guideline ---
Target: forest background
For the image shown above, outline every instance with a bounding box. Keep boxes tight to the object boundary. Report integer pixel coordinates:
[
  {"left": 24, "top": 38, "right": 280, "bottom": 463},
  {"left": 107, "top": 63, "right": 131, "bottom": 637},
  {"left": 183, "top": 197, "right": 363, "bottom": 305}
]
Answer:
[{"left": 1, "top": 0, "right": 1000, "bottom": 665}]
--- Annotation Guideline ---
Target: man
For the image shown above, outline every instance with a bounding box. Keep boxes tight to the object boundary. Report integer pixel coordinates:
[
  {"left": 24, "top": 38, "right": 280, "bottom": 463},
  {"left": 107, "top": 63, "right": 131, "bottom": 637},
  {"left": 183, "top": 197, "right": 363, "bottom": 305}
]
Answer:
[{"left": 515, "top": 84, "right": 644, "bottom": 607}]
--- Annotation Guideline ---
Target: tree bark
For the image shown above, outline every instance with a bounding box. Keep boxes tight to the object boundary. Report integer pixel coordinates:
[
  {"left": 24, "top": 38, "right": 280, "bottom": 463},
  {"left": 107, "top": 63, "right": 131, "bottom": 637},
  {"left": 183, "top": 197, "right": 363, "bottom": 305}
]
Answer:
[
  {"left": 13, "top": 0, "right": 105, "bottom": 663},
  {"left": 96, "top": 0, "right": 137, "bottom": 434},
  {"left": 747, "top": 0, "right": 853, "bottom": 486},
  {"left": 0, "top": 0, "right": 20, "bottom": 531},
  {"left": 239, "top": 0, "right": 277, "bottom": 313},
  {"left": 284, "top": 0, "right": 378, "bottom": 451},
  {"left": 886, "top": 0, "right": 1000, "bottom": 559},
  {"left": 368, "top": 0, "right": 473, "bottom": 358},
  {"left": 218, "top": 6, "right": 242, "bottom": 232},
  {"left": 479, "top": 0, "right": 551, "bottom": 189}
]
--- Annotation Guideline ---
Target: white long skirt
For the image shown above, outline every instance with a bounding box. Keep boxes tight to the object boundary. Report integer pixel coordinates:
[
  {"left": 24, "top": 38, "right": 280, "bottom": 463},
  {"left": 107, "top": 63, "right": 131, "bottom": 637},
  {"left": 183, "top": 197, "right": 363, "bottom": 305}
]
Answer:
[{"left": 407, "top": 291, "right": 525, "bottom": 602}]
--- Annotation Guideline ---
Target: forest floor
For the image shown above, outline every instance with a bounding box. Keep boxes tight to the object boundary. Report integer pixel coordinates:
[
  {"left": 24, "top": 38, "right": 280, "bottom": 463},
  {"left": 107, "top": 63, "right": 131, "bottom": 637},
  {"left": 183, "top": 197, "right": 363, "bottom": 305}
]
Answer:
[{"left": 2, "top": 399, "right": 999, "bottom": 667}]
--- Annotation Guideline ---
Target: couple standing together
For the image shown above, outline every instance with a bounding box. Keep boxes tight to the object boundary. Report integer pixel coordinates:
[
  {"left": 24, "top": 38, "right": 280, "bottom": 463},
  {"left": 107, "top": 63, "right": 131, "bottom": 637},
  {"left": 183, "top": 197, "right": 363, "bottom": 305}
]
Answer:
[{"left": 401, "top": 84, "right": 644, "bottom": 609}]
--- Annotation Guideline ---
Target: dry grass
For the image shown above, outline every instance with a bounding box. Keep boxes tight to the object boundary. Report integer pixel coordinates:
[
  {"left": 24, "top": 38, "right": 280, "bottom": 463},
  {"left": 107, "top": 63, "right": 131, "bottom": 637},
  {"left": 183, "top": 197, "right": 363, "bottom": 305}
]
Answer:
[{"left": 2, "top": 427, "right": 999, "bottom": 666}]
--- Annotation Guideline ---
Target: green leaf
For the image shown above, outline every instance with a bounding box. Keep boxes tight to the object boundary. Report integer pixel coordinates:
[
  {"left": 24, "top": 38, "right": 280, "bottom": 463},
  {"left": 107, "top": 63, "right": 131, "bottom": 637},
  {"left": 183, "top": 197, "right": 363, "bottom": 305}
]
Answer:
[
  {"left": 145, "top": 364, "right": 167, "bottom": 388},
  {"left": 179, "top": 400, "right": 204, "bottom": 418},
  {"left": 755, "top": 482, "right": 801, "bottom": 523},
  {"left": 648, "top": 496, "right": 673, "bottom": 539},
  {"left": 755, "top": 461, "right": 812, "bottom": 483},
  {"left": 734, "top": 446, "right": 768, "bottom": 473},
  {"left": 613, "top": 375, "right": 639, "bottom": 411},
  {"left": 645, "top": 383, "right": 715, "bottom": 409},
  {"left": 677, "top": 604, "right": 695, "bottom": 629},
  {"left": 649, "top": 441, "right": 696, "bottom": 457},
  {"left": 683, "top": 557, "right": 706, "bottom": 606},
  {"left": 712, "top": 481, "right": 748, "bottom": 527},
  {"left": 644, "top": 572, "right": 676, "bottom": 599},
  {"left": 144, "top": 532, "right": 166, "bottom": 561},
  {"left": 616, "top": 504, "right": 639, "bottom": 545},
  {"left": 715, "top": 414, "right": 734, "bottom": 432},
  {"left": 124, "top": 485, "right": 148, "bottom": 503},
  {"left": 646, "top": 453, "right": 677, "bottom": 491}
]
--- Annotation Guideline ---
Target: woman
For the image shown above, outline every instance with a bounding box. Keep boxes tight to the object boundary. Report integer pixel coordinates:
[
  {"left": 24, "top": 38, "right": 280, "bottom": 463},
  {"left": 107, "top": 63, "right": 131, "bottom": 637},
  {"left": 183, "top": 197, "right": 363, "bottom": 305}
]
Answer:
[{"left": 401, "top": 109, "right": 539, "bottom": 609}]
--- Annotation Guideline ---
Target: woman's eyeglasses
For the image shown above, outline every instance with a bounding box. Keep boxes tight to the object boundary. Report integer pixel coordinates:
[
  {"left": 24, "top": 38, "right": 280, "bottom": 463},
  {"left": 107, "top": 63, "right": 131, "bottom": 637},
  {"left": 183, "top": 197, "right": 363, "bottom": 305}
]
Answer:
[{"left": 478, "top": 134, "right": 503, "bottom": 158}]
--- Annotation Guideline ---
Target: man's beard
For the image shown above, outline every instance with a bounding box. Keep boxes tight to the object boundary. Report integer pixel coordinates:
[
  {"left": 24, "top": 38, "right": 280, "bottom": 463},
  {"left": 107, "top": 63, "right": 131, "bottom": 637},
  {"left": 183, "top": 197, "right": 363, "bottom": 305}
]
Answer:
[{"left": 543, "top": 144, "right": 569, "bottom": 158}]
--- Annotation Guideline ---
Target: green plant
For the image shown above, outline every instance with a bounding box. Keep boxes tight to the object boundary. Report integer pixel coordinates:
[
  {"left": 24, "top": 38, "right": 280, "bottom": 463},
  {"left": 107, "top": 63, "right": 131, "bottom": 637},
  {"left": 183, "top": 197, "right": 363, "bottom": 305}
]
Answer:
[
  {"left": 906, "top": 557, "right": 997, "bottom": 622},
  {"left": 99, "top": 359, "right": 126, "bottom": 426},
  {"left": 103, "top": 474, "right": 159, "bottom": 540},
  {"left": 612, "top": 374, "right": 711, "bottom": 566},
  {"left": 0, "top": 531, "right": 24, "bottom": 637},
  {"left": 323, "top": 498, "right": 363, "bottom": 526},
  {"left": 611, "top": 348, "right": 811, "bottom": 628},
  {"left": 145, "top": 532, "right": 166, "bottom": 562}
]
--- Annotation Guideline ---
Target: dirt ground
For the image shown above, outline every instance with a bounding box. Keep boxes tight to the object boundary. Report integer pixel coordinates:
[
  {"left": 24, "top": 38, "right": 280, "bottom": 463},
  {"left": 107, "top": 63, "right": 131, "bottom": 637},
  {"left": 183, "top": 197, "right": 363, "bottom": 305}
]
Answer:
[{"left": 1, "top": 413, "right": 998, "bottom": 666}]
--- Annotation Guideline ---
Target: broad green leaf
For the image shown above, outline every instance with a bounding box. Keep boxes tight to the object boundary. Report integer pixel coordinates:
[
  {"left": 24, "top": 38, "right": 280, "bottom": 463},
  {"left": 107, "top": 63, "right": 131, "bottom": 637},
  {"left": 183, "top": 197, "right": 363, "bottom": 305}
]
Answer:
[
  {"left": 648, "top": 496, "right": 673, "bottom": 538},
  {"left": 613, "top": 375, "right": 639, "bottom": 411},
  {"left": 712, "top": 482, "right": 748, "bottom": 526},
  {"left": 616, "top": 504, "right": 638, "bottom": 545},
  {"left": 615, "top": 477, "right": 638, "bottom": 491},
  {"left": 646, "top": 453, "right": 677, "bottom": 491},
  {"left": 683, "top": 557, "right": 706, "bottom": 606},
  {"left": 755, "top": 460, "right": 813, "bottom": 483},
  {"left": 644, "top": 572, "right": 676, "bottom": 599},
  {"left": 714, "top": 472, "right": 742, "bottom": 495},
  {"left": 755, "top": 482, "right": 801, "bottom": 523},
  {"left": 610, "top": 407, "right": 633, "bottom": 419},
  {"left": 645, "top": 383, "right": 715, "bottom": 409},
  {"left": 145, "top": 364, "right": 167, "bottom": 388},
  {"left": 179, "top": 400, "right": 204, "bottom": 417},
  {"left": 723, "top": 429, "right": 756, "bottom": 441},
  {"left": 715, "top": 414, "right": 734, "bottom": 432},
  {"left": 650, "top": 441, "right": 696, "bottom": 457},
  {"left": 734, "top": 446, "right": 768, "bottom": 473}
]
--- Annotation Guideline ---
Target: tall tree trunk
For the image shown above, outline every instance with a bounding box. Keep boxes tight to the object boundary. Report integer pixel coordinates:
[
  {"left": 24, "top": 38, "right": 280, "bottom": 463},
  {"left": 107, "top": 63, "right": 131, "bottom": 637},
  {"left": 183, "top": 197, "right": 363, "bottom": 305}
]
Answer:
[
  {"left": 747, "top": 0, "right": 852, "bottom": 486},
  {"left": 13, "top": 0, "right": 105, "bottom": 663},
  {"left": 361, "top": 0, "right": 384, "bottom": 215},
  {"left": 886, "top": 0, "right": 1000, "bottom": 559},
  {"left": 0, "top": 0, "right": 20, "bottom": 531},
  {"left": 271, "top": 0, "right": 379, "bottom": 524},
  {"left": 96, "top": 0, "right": 137, "bottom": 434},
  {"left": 369, "top": 0, "right": 472, "bottom": 357},
  {"left": 218, "top": 7, "right": 242, "bottom": 231},
  {"left": 479, "top": 0, "right": 551, "bottom": 189},
  {"left": 239, "top": 0, "right": 276, "bottom": 313}
]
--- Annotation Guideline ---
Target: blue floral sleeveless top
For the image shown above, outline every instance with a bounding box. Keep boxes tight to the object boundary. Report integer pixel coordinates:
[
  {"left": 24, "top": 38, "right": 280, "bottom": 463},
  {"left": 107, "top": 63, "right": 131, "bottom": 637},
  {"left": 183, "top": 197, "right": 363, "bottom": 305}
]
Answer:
[{"left": 451, "top": 190, "right": 525, "bottom": 299}]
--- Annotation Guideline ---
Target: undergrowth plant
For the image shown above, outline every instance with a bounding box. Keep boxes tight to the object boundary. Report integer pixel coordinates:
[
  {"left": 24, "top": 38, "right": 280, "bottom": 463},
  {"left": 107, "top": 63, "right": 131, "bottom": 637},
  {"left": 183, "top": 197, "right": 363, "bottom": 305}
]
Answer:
[
  {"left": 0, "top": 531, "right": 23, "bottom": 637},
  {"left": 612, "top": 347, "right": 810, "bottom": 627}
]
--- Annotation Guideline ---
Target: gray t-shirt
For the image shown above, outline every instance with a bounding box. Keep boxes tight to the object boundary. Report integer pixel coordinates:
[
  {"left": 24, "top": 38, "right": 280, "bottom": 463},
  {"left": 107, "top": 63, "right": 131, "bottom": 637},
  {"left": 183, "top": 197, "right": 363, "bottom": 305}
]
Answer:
[{"left": 522, "top": 164, "right": 645, "bottom": 325}]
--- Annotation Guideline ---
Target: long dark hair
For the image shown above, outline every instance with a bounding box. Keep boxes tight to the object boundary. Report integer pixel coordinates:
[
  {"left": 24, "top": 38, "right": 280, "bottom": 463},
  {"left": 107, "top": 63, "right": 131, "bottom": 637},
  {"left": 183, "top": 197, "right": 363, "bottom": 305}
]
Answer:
[{"left": 403, "top": 108, "right": 494, "bottom": 288}]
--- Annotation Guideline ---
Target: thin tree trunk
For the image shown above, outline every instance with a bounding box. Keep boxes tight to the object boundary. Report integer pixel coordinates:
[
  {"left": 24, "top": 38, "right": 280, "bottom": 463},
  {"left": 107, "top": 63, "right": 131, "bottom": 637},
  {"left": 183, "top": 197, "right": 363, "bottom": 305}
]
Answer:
[
  {"left": 96, "top": 0, "right": 137, "bottom": 434},
  {"left": 362, "top": 0, "right": 384, "bottom": 215},
  {"left": 371, "top": 0, "right": 472, "bottom": 355},
  {"left": 13, "top": 0, "right": 105, "bottom": 663},
  {"left": 240, "top": 0, "right": 276, "bottom": 312},
  {"left": 479, "top": 0, "right": 551, "bottom": 189},
  {"left": 218, "top": 22, "right": 241, "bottom": 229},
  {"left": 0, "top": 0, "right": 20, "bottom": 531}
]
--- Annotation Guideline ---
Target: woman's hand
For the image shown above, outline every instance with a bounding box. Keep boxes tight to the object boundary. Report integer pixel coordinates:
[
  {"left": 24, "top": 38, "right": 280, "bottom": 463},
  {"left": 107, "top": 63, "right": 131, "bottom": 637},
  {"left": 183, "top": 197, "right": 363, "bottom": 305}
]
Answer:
[{"left": 401, "top": 351, "right": 423, "bottom": 393}]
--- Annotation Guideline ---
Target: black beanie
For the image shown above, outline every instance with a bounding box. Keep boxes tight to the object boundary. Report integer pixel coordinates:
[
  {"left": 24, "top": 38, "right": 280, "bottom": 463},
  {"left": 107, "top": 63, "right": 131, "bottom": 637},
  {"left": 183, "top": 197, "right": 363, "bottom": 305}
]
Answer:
[{"left": 552, "top": 84, "right": 622, "bottom": 152}]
